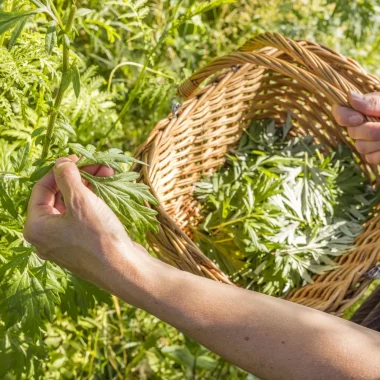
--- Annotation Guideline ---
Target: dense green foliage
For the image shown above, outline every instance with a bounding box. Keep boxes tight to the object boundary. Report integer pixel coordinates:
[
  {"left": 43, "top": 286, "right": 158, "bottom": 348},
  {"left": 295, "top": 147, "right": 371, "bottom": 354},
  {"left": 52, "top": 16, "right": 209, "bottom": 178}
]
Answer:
[
  {"left": 195, "top": 119, "right": 378, "bottom": 296},
  {"left": 1, "top": 0, "right": 380, "bottom": 378}
]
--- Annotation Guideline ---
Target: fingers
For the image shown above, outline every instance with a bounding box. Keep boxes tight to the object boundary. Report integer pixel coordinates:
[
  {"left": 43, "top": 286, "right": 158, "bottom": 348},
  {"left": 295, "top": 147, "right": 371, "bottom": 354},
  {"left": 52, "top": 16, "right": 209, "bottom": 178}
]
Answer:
[
  {"left": 80, "top": 164, "right": 115, "bottom": 177},
  {"left": 332, "top": 101, "right": 380, "bottom": 163},
  {"left": 29, "top": 156, "right": 113, "bottom": 218},
  {"left": 94, "top": 165, "right": 115, "bottom": 177},
  {"left": 28, "top": 169, "right": 59, "bottom": 217},
  {"left": 347, "top": 123, "right": 380, "bottom": 140},
  {"left": 355, "top": 140, "right": 380, "bottom": 155},
  {"left": 348, "top": 91, "right": 380, "bottom": 117},
  {"left": 331, "top": 104, "right": 364, "bottom": 127},
  {"left": 364, "top": 151, "right": 380, "bottom": 164},
  {"left": 345, "top": 123, "right": 380, "bottom": 164},
  {"left": 53, "top": 158, "right": 88, "bottom": 209}
]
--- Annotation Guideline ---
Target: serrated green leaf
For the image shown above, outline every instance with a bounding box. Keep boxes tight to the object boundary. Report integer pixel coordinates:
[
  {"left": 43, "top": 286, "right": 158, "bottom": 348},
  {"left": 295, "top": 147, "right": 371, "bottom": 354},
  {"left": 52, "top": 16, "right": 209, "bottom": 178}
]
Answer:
[
  {"left": 195, "top": 117, "right": 376, "bottom": 295},
  {"left": 0, "top": 225, "right": 23, "bottom": 239},
  {"left": 31, "top": 127, "right": 46, "bottom": 138},
  {"left": 30, "top": 163, "right": 54, "bottom": 182},
  {"left": 80, "top": 171, "right": 159, "bottom": 234},
  {"left": 0, "top": 183, "right": 18, "bottom": 218},
  {"left": 8, "top": 16, "right": 29, "bottom": 50},
  {"left": 57, "top": 119, "right": 76, "bottom": 137},
  {"left": 76, "top": 8, "right": 93, "bottom": 17},
  {"left": 45, "top": 20, "right": 57, "bottom": 55},
  {"left": 69, "top": 143, "right": 95, "bottom": 160},
  {"left": 0, "top": 251, "right": 62, "bottom": 337},
  {"left": 161, "top": 346, "right": 194, "bottom": 368},
  {"left": 69, "top": 143, "right": 145, "bottom": 171},
  {"left": 13, "top": 143, "right": 30, "bottom": 173},
  {"left": 72, "top": 65, "right": 81, "bottom": 98},
  {"left": 0, "top": 9, "right": 45, "bottom": 35},
  {"left": 35, "top": 134, "right": 47, "bottom": 147},
  {"left": 61, "top": 70, "right": 72, "bottom": 93},
  {"left": 60, "top": 274, "right": 110, "bottom": 320}
]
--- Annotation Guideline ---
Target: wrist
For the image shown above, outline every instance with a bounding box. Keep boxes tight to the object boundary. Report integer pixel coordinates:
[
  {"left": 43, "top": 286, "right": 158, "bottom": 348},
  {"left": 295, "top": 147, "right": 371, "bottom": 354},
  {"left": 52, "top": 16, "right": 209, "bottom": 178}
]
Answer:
[{"left": 101, "top": 239, "right": 175, "bottom": 309}]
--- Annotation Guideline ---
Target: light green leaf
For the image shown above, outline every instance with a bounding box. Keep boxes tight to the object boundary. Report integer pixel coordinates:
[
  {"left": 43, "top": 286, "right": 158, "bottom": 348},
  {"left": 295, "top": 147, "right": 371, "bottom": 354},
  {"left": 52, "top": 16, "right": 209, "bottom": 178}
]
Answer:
[
  {"left": 161, "top": 346, "right": 194, "bottom": 369},
  {"left": 12, "top": 143, "right": 30, "bottom": 173},
  {"left": 61, "top": 69, "right": 73, "bottom": 93},
  {"left": 0, "top": 250, "right": 62, "bottom": 337},
  {"left": 0, "top": 183, "right": 18, "bottom": 218},
  {"left": 0, "top": 9, "right": 45, "bottom": 36},
  {"left": 45, "top": 20, "right": 57, "bottom": 55},
  {"left": 80, "top": 171, "right": 159, "bottom": 234},
  {"left": 76, "top": 8, "right": 93, "bottom": 17},
  {"left": 69, "top": 143, "right": 145, "bottom": 171},
  {"left": 8, "top": 16, "right": 29, "bottom": 50},
  {"left": 72, "top": 65, "right": 81, "bottom": 98},
  {"left": 30, "top": 163, "right": 54, "bottom": 182}
]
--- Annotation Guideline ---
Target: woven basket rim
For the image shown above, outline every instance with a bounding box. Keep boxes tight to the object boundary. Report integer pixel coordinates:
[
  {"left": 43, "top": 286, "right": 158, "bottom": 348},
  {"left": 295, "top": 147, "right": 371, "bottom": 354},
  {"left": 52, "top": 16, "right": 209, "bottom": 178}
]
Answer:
[{"left": 135, "top": 32, "right": 380, "bottom": 316}]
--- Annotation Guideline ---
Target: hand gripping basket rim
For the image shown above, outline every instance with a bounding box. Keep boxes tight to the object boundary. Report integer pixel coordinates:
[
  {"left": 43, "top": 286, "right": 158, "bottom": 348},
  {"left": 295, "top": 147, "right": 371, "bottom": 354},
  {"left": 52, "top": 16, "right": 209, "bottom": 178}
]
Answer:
[{"left": 135, "top": 32, "right": 380, "bottom": 316}]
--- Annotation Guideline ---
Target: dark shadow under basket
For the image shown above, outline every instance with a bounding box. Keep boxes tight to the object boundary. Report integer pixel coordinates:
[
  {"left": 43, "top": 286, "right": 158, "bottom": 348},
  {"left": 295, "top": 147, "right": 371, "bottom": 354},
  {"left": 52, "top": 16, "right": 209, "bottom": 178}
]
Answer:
[{"left": 135, "top": 32, "right": 380, "bottom": 316}]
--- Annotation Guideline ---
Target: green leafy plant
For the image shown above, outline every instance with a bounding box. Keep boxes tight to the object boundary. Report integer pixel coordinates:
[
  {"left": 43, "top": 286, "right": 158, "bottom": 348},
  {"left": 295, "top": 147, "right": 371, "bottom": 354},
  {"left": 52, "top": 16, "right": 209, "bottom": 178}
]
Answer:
[
  {"left": 2, "top": 0, "right": 380, "bottom": 378},
  {"left": 0, "top": 1, "right": 159, "bottom": 377},
  {"left": 194, "top": 119, "right": 379, "bottom": 295}
]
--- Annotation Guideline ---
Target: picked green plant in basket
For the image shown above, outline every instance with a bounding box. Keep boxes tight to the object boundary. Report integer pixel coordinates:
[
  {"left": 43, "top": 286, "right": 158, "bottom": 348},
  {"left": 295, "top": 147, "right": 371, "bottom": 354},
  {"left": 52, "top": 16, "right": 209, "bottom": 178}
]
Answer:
[{"left": 194, "top": 116, "right": 380, "bottom": 296}]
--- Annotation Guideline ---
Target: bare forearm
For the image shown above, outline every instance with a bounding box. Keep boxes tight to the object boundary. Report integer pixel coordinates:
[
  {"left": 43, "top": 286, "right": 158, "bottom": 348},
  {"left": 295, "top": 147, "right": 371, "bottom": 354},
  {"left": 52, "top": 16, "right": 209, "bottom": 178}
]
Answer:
[
  {"left": 112, "top": 253, "right": 380, "bottom": 380},
  {"left": 26, "top": 156, "right": 380, "bottom": 379}
]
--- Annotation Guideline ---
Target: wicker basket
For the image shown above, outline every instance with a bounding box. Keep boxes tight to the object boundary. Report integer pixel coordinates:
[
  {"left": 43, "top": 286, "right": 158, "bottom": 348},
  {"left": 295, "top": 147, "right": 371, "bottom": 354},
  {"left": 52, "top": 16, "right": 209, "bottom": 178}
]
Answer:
[{"left": 135, "top": 32, "right": 380, "bottom": 316}]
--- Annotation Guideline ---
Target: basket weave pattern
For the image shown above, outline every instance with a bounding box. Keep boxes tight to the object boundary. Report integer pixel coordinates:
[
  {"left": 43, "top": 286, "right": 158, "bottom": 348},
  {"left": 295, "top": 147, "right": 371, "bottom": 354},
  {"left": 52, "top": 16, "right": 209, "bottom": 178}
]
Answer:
[{"left": 136, "top": 33, "right": 380, "bottom": 315}]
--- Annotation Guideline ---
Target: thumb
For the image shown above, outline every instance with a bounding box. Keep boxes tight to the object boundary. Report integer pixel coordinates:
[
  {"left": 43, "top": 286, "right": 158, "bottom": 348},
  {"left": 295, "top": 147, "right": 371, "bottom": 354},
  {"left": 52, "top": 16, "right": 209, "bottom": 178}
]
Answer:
[
  {"left": 348, "top": 91, "right": 380, "bottom": 117},
  {"left": 54, "top": 157, "right": 86, "bottom": 205}
]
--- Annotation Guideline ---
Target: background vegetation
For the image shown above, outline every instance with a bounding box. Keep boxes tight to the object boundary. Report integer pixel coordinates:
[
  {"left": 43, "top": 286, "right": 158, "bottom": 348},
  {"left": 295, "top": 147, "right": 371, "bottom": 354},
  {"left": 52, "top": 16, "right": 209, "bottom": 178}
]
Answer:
[{"left": 1, "top": 0, "right": 380, "bottom": 379}]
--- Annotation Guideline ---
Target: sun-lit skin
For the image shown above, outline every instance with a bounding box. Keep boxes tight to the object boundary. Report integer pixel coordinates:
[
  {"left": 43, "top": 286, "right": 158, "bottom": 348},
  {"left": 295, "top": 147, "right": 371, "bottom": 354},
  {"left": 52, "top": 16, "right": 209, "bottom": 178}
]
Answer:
[
  {"left": 332, "top": 91, "right": 380, "bottom": 164},
  {"left": 23, "top": 92, "right": 380, "bottom": 379}
]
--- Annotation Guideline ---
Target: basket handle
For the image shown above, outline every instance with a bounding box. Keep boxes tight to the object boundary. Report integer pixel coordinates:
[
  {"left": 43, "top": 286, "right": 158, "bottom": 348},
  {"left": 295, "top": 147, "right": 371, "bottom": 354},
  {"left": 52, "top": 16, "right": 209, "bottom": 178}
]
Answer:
[{"left": 177, "top": 32, "right": 358, "bottom": 100}]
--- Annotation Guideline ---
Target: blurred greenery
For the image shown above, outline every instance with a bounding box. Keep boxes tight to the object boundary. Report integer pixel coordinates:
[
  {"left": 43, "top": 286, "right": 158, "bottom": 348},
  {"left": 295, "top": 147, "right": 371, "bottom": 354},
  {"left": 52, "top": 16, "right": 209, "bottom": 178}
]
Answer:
[{"left": 1, "top": 0, "right": 380, "bottom": 378}]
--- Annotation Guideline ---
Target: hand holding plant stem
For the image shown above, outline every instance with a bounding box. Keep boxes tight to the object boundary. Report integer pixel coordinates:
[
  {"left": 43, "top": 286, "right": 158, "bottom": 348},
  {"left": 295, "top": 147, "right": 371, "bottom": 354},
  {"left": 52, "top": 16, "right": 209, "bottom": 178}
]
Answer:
[
  {"left": 23, "top": 158, "right": 380, "bottom": 380},
  {"left": 0, "top": 0, "right": 159, "bottom": 353}
]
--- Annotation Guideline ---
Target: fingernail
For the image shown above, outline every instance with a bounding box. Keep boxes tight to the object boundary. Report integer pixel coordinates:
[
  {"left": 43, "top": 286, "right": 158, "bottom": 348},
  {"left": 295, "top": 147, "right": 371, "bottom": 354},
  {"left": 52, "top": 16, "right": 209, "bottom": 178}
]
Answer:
[
  {"left": 348, "top": 114, "right": 364, "bottom": 125},
  {"left": 55, "top": 157, "right": 72, "bottom": 169},
  {"left": 350, "top": 91, "right": 365, "bottom": 103}
]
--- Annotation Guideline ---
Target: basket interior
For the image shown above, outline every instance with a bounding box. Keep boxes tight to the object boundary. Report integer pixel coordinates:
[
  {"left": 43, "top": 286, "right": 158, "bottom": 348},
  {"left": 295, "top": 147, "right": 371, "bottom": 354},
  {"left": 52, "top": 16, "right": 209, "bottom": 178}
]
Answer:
[{"left": 152, "top": 57, "right": 361, "bottom": 234}]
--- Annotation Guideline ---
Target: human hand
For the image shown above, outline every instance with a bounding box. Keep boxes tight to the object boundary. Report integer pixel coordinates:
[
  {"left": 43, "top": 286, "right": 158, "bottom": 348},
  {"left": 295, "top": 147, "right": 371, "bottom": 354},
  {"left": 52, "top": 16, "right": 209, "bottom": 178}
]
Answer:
[
  {"left": 332, "top": 91, "right": 380, "bottom": 164},
  {"left": 23, "top": 156, "right": 148, "bottom": 294}
]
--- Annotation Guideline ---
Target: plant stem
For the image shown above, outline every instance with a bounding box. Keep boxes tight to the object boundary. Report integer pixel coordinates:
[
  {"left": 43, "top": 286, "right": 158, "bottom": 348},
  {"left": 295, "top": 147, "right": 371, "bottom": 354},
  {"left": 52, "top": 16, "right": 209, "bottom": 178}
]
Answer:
[
  {"left": 209, "top": 216, "right": 248, "bottom": 230},
  {"left": 0, "top": 0, "right": 14, "bottom": 47},
  {"left": 41, "top": 4, "right": 77, "bottom": 160},
  {"left": 47, "top": 0, "right": 65, "bottom": 30}
]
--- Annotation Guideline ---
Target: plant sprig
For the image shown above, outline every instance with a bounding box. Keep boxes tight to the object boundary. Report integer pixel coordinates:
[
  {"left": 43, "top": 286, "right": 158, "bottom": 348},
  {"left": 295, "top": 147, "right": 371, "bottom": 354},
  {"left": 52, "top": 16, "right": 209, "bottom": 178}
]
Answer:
[
  {"left": 195, "top": 118, "right": 379, "bottom": 296},
  {"left": 0, "top": 0, "right": 160, "bottom": 359}
]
